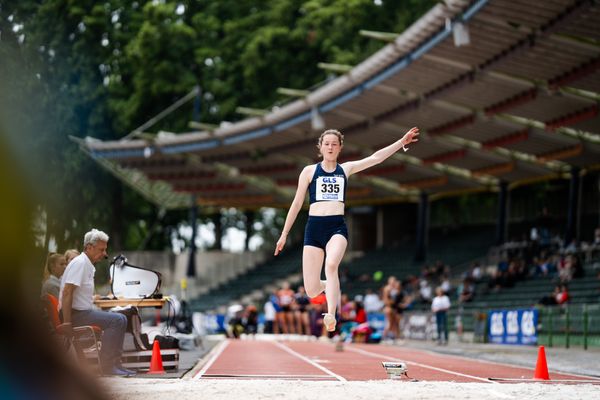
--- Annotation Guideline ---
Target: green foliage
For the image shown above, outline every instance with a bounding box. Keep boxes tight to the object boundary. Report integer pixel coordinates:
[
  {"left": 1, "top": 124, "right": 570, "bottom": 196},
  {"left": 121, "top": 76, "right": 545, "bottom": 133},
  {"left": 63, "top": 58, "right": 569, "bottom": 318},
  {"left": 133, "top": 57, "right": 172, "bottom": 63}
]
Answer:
[{"left": 1, "top": 0, "right": 435, "bottom": 253}]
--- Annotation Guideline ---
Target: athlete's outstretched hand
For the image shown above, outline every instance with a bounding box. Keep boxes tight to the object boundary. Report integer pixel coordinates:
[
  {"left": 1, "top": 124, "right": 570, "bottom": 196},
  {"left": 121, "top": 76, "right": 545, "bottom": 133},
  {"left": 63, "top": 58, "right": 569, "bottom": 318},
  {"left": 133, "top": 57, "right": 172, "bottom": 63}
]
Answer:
[
  {"left": 274, "top": 234, "right": 286, "bottom": 256},
  {"left": 402, "top": 127, "right": 419, "bottom": 148}
]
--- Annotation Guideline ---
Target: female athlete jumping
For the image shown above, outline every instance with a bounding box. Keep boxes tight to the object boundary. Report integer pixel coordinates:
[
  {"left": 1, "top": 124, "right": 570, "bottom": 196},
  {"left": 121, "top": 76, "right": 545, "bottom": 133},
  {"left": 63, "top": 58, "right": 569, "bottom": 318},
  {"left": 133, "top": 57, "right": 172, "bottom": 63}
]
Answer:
[{"left": 274, "top": 127, "right": 419, "bottom": 331}]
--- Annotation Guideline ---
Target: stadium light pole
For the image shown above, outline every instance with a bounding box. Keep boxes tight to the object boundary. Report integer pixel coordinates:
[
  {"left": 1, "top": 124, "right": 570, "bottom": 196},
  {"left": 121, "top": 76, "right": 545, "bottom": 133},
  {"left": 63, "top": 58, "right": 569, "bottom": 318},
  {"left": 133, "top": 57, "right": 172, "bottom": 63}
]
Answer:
[
  {"left": 187, "top": 85, "right": 202, "bottom": 278},
  {"left": 565, "top": 166, "right": 581, "bottom": 247},
  {"left": 415, "top": 191, "right": 429, "bottom": 262},
  {"left": 496, "top": 181, "right": 509, "bottom": 245},
  {"left": 187, "top": 194, "right": 198, "bottom": 278}
]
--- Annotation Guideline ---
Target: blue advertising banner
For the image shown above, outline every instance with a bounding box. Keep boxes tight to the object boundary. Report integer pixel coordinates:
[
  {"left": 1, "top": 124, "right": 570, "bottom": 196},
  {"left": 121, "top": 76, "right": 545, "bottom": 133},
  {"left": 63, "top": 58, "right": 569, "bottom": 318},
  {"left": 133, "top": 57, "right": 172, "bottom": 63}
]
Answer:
[
  {"left": 487, "top": 309, "right": 538, "bottom": 345},
  {"left": 202, "top": 313, "right": 226, "bottom": 334}
]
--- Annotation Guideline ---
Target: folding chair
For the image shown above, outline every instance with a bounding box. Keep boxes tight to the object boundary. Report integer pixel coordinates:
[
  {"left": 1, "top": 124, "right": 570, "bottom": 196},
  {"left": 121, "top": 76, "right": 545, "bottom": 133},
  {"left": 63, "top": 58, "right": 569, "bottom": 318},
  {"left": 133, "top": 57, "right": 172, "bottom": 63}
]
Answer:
[{"left": 44, "top": 294, "right": 102, "bottom": 367}]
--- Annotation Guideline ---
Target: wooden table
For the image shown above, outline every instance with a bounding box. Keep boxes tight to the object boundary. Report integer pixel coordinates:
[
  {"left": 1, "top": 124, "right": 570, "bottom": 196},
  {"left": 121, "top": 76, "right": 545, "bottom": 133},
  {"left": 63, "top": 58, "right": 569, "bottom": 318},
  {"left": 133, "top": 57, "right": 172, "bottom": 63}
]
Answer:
[{"left": 94, "top": 297, "right": 167, "bottom": 309}]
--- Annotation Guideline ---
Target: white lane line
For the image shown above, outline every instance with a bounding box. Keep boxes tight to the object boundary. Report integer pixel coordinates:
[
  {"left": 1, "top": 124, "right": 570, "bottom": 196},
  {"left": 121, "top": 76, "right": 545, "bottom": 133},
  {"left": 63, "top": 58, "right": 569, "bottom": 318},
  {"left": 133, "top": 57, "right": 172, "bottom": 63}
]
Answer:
[
  {"left": 202, "top": 373, "right": 335, "bottom": 379},
  {"left": 346, "top": 346, "right": 497, "bottom": 384},
  {"left": 272, "top": 341, "right": 347, "bottom": 382},
  {"left": 192, "top": 340, "right": 230, "bottom": 380}
]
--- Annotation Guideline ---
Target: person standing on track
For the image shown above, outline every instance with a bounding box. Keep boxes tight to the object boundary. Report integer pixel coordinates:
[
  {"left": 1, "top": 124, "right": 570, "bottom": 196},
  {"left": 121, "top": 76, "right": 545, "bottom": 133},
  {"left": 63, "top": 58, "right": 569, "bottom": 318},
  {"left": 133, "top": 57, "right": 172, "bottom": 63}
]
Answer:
[
  {"left": 431, "top": 286, "right": 451, "bottom": 345},
  {"left": 274, "top": 127, "right": 419, "bottom": 332}
]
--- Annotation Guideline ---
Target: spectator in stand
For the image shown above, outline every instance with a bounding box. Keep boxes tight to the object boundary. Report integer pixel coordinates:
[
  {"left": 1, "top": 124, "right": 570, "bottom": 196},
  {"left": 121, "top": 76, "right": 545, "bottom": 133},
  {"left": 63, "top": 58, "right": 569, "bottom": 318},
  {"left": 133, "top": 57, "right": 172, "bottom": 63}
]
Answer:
[
  {"left": 277, "top": 281, "right": 296, "bottom": 333},
  {"left": 263, "top": 296, "right": 276, "bottom": 334},
  {"left": 419, "top": 279, "right": 433, "bottom": 304},
  {"left": 402, "top": 275, "right": 419, "bottom": 298},
  {"left": 555, "top": 284, "right": 569, "bottom": 305},
  {"left": 243, "top": 305, "right": 258, "bottom": 336},
  {"left": 294, "top": 286, "right": 311, "bottom": 335},
  {"left": 434, "top": 260, "right": 446, "bottom": 278},
  {"left": 41, "top": 253, "right": 67, "bottom": 298},
  {"left": 393, "top": 279, "right": 412, "bottom": 337},
  {"left": 339, "top": 293, "right": 355, "bottom": 324},
  {"left": 530, "top": 226, "right": 540, "bottom": 255},
  {"left": 431, "top": 287, "right": 451, "bottom": 345},
  {"left": 558, "top": 254, "right": 575, "bottom": 282},
  {"left": 64, "top": 249, "right": 80, "bottom": 265},
  {"left": 582, "top": 228, "right": 600, "bottom": 261},
  {"left": 382, "top": 276, "right": 401, "bottom": 341},
  {"left": 516, "top": 259, "right": 527, "bottom": 281},
  {"left": 504, "top": 262, "right": 518, "bottom": 288},
  {"left": 363, "top": 288, "right": 383, "bottom": 314},
  {"left": 472, "top": 262, "right": 483, "bottom": 282},
  {"left": 419, "top": 265, "right": 432, "bottom": 281},
  {"left": 535, "top": 255, "right": 556, "bottom": 277},
  {"left": 487, "top": 270, "right": 504, "bottom": 292},
  {"left": 268, "top": 289, "right": 282, "bottom": 334},
  {"left": 354, "top": 295, "right": 367, "bottom": 324},
  {"left": 563, "top": 238, "right": 578, "bottom": 255},
  {"left": 533, "top": 256, "right": 544, "bottom": 277},
  {"left": 458, "top": 277, "right": 475, "bottom": 303},
  {"left": 538, "top": 284, "right": 569, "bottom": 306},
  {"left": 538, "top": 207, "right": 553, "bottom": 249},
  {"left": 309, "top": 292, "right": 327, "bottom": 336},
  {"left": 465, "top": 262, "right": 483, "bottom": 283},
  {"left": 440, "top": 275, "right": 452, "bottom": 295},
  {"left": 226, "top": 304, "right": 245, "bottom": 338},
  {"left": 571, "top": 253, "right": 584, "bottom": 279},
  {"left": 497, "top": 256, "right": 509, "bottom": 273}
]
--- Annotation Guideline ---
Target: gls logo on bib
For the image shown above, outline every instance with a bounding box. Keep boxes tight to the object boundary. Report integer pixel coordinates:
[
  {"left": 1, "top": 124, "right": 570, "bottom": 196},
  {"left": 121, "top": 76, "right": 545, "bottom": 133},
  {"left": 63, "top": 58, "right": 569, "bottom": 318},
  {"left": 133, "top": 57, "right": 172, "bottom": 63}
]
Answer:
[{"left": 316, "top": 176, "right": 345, "bottom": 201}]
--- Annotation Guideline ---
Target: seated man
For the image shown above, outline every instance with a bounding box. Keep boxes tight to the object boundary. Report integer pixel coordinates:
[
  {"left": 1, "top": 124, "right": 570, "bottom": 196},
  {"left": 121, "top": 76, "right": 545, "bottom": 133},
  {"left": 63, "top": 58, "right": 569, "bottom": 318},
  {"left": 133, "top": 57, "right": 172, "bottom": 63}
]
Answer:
[{"left": 58, "top": 229, "right": 134, "bottom": 376}]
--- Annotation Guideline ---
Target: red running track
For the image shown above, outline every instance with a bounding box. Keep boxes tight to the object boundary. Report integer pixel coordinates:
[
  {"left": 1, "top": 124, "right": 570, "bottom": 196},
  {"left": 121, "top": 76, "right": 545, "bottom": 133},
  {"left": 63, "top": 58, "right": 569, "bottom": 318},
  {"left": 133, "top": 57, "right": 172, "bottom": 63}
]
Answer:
[{"left": 191, "top": 339, "right": 600, "bottom": 383}]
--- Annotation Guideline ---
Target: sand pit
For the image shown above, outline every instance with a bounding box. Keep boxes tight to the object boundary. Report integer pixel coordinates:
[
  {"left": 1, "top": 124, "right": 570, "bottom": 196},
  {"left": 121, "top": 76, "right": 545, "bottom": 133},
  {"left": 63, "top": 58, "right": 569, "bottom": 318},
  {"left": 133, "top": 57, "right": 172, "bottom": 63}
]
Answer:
[{"left": 104, "top": 378, "right": 600, "bottom": 400}]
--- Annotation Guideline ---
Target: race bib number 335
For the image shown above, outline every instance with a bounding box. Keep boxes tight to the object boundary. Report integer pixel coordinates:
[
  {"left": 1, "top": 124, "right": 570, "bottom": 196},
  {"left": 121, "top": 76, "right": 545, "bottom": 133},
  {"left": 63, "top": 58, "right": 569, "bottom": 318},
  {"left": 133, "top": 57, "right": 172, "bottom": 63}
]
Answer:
[{"left": 316, "top": 176, "right": 345, "bottom": 201}]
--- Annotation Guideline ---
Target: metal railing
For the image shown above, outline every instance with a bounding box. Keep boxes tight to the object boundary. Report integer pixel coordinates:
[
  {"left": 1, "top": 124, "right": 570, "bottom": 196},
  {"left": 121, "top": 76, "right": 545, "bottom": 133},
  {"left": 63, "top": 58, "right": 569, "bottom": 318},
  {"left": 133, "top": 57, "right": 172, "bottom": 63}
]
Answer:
[
  {"left": 442, "top": 304, "right": 600, "bottom": 349},
  {"left": 537, "top": 304, "right": 600, "bottom": 350}
]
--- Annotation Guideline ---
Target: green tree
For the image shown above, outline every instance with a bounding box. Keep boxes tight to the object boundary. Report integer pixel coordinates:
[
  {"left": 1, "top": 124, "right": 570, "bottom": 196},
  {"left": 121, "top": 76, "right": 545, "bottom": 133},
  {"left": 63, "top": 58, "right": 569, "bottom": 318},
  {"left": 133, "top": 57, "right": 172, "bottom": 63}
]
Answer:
[{"left": 1, "top": 0, "right": 435, "bottom": 255}]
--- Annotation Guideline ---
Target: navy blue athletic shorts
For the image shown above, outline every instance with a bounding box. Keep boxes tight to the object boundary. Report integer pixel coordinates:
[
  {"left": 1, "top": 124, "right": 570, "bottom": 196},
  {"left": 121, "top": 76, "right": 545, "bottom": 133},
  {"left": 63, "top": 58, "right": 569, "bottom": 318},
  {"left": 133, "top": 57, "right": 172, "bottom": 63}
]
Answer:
[{"left": 304, "top": 215, "right": 348, "bottom": 249}]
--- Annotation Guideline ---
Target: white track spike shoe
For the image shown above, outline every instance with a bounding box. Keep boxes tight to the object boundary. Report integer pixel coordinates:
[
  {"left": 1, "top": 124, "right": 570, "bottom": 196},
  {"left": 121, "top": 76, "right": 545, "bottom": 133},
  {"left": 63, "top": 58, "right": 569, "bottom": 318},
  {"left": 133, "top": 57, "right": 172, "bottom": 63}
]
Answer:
[{"left": 323, "top": 313, "right": 337, "bottom": 332}]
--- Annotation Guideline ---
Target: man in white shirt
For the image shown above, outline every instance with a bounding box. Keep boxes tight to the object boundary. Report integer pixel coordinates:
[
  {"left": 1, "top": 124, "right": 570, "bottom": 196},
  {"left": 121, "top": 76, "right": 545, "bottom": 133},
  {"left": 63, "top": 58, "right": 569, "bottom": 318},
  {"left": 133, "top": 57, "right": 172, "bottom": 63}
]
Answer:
[
  {"left": 58, "top": 229, "right": 133, "bottom": 376},
  {"left": 363, "top": 288, "right": 383, "bottom": 314}
]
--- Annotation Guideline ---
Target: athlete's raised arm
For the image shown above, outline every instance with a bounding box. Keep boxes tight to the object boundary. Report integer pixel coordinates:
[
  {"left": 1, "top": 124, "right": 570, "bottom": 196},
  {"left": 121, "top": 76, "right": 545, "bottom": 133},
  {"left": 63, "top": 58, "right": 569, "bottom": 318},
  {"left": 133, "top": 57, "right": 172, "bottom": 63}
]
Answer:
[
  {"left": 274, "top": 165, "right": 314, "bottom": 256},
  {"left": 342, "top": 127, "right": 419, "bottom": 177}
]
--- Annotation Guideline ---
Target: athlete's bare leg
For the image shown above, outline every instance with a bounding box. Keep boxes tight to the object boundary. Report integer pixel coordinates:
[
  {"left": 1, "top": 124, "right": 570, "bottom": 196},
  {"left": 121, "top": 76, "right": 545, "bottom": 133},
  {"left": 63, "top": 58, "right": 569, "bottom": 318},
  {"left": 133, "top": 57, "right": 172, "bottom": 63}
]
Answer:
[
  {"left": 302, "top": 245, "right": 325, "bottom": 298},
  {"left": 324, "top": 234, "right": 347, "bottom": 316}
]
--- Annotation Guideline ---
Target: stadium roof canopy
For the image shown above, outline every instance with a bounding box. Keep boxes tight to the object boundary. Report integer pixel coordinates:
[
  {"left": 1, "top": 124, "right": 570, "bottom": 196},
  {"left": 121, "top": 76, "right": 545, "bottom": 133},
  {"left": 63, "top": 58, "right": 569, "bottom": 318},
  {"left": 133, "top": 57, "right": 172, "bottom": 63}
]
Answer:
[{"left": 76, "top": 0, "right": 600, "bottom": 210}]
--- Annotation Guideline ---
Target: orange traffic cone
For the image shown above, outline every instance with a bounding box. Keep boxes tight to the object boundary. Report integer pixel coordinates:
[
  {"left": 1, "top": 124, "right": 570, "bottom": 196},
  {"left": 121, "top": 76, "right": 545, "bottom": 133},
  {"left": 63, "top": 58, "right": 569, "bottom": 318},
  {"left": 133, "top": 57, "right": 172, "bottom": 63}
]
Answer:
[
  {"left": 533, "top": 345, "right": 550, "bottom": 380},
  {"left": 147, "top": 340, "right": 165, "bottom": 374}
]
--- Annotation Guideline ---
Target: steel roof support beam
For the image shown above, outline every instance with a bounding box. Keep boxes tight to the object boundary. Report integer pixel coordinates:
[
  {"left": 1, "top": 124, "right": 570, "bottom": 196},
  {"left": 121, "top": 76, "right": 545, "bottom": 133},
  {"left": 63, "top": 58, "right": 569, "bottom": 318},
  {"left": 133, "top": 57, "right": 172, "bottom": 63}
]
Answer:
[
  {"left": 235, "top": 107, "right": 269, "bottom": 117},
  {"left": 327, "top": 108, "right": 496, "bottom": 189},
  {"left": 82, "top": 154, "right": 191, "bottom": 209},
  {"left": 359, "top": 30, "right": 400, "bottom": 42},
  {"left": 345, "top": 136, "right": 498, "bottom": 188},
  {"left": 188, "top": 121, "right": 218, "bottom": 131},
  {"left": 317, "top": 63, "right": 354, "bottom": 74},
  {"left": 277, "top": 87, "right": 311, "bottom": 97}
]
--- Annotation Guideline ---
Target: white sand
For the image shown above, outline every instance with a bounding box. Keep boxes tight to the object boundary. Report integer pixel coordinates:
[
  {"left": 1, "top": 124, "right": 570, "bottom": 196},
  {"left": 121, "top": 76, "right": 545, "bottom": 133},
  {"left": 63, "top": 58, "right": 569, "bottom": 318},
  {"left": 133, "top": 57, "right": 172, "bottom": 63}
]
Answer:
[{"left": 104, "top": 378, "right": 600, "bottom": 400}]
